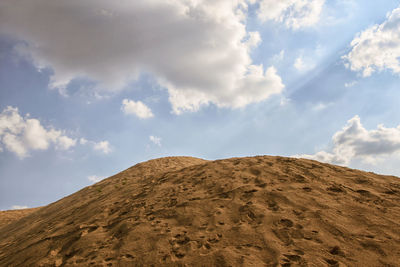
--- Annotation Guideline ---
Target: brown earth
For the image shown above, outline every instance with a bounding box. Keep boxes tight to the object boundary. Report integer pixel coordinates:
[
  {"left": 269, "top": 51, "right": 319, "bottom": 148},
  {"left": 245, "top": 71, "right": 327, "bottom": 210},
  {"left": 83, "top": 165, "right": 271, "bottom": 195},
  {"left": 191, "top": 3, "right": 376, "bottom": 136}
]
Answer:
[
  {"left": 0, "top": 207, "right": 41, "bottom": 228},
  {"left": 0, "top": 156, "right": 399, "bottom": 266}
]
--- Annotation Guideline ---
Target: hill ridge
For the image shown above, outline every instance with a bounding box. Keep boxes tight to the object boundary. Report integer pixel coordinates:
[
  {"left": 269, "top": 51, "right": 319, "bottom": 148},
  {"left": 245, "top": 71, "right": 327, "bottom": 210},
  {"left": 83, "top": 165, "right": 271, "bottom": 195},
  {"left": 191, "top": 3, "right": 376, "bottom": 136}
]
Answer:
[{"left": 0, "top": 155, "right": 399, "bottom": 266}]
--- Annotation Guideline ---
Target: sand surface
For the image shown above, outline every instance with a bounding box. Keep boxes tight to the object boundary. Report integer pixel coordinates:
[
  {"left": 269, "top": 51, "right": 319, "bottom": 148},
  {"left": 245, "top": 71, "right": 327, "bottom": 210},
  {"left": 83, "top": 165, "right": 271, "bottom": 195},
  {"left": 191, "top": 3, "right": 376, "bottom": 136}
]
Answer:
[
  {"left": 0, "top": 156, "right": 399, "bottom": 266},
  {"left": 0, "top": 207, "right": 40, "bottom": 228}
]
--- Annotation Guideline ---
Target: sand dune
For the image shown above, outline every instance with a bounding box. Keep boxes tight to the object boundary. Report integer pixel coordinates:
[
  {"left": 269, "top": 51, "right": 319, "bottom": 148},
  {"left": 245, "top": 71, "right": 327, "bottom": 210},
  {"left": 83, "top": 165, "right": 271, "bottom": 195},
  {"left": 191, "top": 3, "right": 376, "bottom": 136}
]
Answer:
[{"left": 0, "top": 156, "right": 399, "bottom": 266}]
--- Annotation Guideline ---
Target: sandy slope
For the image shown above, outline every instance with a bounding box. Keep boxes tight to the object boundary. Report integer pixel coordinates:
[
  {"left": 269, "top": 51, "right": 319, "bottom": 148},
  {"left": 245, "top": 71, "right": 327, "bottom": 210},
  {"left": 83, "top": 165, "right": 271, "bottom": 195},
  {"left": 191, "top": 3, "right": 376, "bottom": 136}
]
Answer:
[
  {"left": 0, "top": 156, "right": 399, "bottom": 266},
  {"left": 0, "top": 207, "right": 40, "bottom": 228}
]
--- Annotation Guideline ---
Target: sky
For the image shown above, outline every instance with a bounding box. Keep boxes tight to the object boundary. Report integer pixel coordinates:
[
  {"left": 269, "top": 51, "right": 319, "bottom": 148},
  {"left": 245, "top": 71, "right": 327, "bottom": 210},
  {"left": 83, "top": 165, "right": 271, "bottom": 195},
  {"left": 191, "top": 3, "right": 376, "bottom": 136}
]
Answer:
[{"left": 1, "top": 0, "right": 400, "bottom": 210}]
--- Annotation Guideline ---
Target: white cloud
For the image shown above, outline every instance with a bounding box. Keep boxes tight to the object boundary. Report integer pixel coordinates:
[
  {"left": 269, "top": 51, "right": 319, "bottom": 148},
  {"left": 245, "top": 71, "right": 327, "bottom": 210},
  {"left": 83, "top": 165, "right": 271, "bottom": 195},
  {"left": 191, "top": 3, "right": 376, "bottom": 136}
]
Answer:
[
  {"left": 294, "top": 55, "right": 315, "bottom": 72},
  {"left": 122, "top": 99, "right": 154, "bottom": 119},
  {"left": 344, "top": 81, "right": 357, "bottom": 88},
  {"left": 11, "top": 205, "right": 29, "bottom": 210},
  {"left": 256, "top": 0, "right": 325, "bottom": 30},
  {"left": 343, "top": 6, "right": 400, "bottom": 76},
  {"left": 312, "top": 102, "right": 330, "bottom": 111},
  {"left": 149, "top": 135, "right": 162, "bottom": 146},
  {"left": 0, "top": 0, "right": 284, "bottom": 114},
  {"left": 294, "top": 115, "right": 400, "bottom": 165},
  {"left": 57, "top": 136, "right": 77, "bottom": 150},
  {"left": 93, "top": 141, "right": 112, "bottom": 154},
  {"left": 165, "top": 65, "right": 283, "bottom": 114},
  {"left": 0, "top": 106, "right": 110, "bottom": 157},
  {"left": 272, "top": 50, "right": 285, "bottom": 63},
  {"left": 88, "top": 175, "right": 104, "bottom": 183},
  {"left": 0, "top": 106, "right": 77, "bottom": 158},
  {"left": 294, "top": 56, "right": 305, "bottom": 71},
  {"left": 79, "top": 138, "right": 113, "bottom": 154},
  {"left": 245, "top": 31, "right": 262, "bottom": 48},
  {"left": 2, "top": 133, "right": 28, "bottom": 158},
  {"left": 293, "top": 45, "right": 325, "bottom": 72},
  {"left": 79, "top": 138, "right": 88, "bottom": 145},
  {"left": 279, "top": 96, "right": 291, "bottom": 107}
]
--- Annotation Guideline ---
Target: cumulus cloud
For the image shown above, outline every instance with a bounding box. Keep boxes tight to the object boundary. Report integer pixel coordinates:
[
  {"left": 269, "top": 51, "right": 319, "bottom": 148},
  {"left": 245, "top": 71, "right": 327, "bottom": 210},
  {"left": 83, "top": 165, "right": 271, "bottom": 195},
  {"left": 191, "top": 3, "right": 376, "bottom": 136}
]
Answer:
[
  {"left": 0, "top": 0, "right": 284, "bottom": 114},
  {"left": 256, "top": 0, "right": 325, "bottom": 30},
  {"left": 57, "top": 135, "right": 78, "bottom": 150},
  {"left": 0, "top": 106, "right": 76, "bottom": 158},
  {"left": 343, "top": 6, "right": 400, "bottom": 76},
  {"left": 11, "top": 205, "right": 29, "bottom": 210},
  {"left": 88, "top": 175, "right": 104, "bottom": 183},
  {"left": 0, "top": 106, "right": 112, "bottom": 157},
  {"left": 149, "top": 135, "right": 162, "bottom": 146},
  {"left": 122, "top": 99, "right": 154, "bottom": 119},
  {"left": 93, "top": 141, "right": 112, "bottom": 154},
  {"left": 79, "top": 138, "right": 112, "bottom": 154},
  {"left": 295, "top": 115, "right": 400, "bottom": 165}
]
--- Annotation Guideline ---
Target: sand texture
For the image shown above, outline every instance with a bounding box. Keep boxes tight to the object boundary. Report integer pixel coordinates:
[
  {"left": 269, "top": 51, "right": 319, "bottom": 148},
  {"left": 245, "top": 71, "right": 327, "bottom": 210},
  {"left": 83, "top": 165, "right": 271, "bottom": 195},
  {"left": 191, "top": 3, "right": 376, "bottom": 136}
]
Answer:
[
  {"left": 0, "top": 207, "right": 40, "bottom": 228},
  {"left": 0, "top": 156, "right": 399, "bottom": 266}
]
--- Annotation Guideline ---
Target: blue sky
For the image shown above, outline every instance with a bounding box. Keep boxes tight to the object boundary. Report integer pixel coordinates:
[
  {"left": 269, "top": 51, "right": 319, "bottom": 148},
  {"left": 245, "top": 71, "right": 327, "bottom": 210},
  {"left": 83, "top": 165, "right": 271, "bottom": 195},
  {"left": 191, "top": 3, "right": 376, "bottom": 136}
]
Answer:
[{"left": 1, "top": 0, "right": 400, "bottom": 210}]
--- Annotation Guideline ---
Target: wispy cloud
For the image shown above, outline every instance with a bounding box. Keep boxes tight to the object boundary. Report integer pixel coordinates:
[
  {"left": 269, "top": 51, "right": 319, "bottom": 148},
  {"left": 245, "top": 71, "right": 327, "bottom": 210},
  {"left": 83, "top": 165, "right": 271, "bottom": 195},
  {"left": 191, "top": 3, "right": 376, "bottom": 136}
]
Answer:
[
  {"left": 11, "top": 205, "right": 29, "bottom": 210},
  {"left": 344, "top": 81, "right": 357, "bottom": 88},
  {"left": 256, "top": 0, "right": 325, "bottom": 30},
  {"left": 294, "top": 55, "right": 315, "bottom": 72},
  {"left": 149, "top": 135, "right": 162, "bottom": 146},
  {"left": 272, "top": 50, "right": 285, "bottom": 63},
  {"left": 312, "top": 102, "right": 331, "bottom": 111}
]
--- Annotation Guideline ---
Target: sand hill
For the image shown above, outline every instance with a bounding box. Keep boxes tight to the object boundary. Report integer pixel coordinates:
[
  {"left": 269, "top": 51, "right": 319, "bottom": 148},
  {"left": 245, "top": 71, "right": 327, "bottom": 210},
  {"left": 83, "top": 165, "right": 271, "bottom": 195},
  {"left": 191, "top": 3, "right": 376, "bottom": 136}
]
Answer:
[
  {"left": 0, "top": 156, "right": 399, "bottom": 266},
  {"left": 0, "top": 207, "right": 40, "bottom": 229}
]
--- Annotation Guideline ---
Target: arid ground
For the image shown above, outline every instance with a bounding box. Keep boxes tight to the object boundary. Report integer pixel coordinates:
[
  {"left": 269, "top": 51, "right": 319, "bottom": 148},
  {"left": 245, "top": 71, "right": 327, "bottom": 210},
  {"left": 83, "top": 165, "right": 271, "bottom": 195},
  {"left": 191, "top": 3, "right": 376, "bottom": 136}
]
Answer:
[{"left": 0, "top": 156, "right": 399, "bottom": 266}]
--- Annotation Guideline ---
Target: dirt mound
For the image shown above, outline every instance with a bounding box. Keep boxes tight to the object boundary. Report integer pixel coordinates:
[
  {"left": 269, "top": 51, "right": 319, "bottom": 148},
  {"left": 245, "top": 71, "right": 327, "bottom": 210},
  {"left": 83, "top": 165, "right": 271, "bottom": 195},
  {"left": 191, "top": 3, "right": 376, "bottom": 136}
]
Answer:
[{"left": 0, "top": 156, "right": 399, "bottom": 266}]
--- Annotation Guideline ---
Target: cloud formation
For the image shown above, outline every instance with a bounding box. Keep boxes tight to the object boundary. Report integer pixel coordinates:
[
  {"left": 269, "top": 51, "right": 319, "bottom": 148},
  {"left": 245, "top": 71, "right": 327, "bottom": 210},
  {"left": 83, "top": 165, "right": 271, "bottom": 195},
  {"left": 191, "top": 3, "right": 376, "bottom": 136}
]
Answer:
[
  {"left": 294, "top": 55, "right": 316, "bottom": 72},
  {"left": 122, "top": 99, "right": 154, "bottom": 119},
  {"left": 255, "top": 0, "right": 325, "bottom": 30},
  {"left": 0, "top": 106, "right": 76, "bottom": 158},
  {"left": 93, "top": 141, "right": 112, "bottom": 154},
  {"left": 0, "top": 107, "right": 112, "bottom": 158},
  {"left": 0, "top": 0, "right": 284, "bottom": 114},
  {"left": 343, "top": 6, "right": 400, "bottom": 76},
  {"left": 295, "top": 115, "right": 400, "bottom": 165},
  {"left": 79, "top": 138, "right": 111, "bottom": 154},
  {"left": 149, "top": 135, "right": 162, "bottom": 146}
]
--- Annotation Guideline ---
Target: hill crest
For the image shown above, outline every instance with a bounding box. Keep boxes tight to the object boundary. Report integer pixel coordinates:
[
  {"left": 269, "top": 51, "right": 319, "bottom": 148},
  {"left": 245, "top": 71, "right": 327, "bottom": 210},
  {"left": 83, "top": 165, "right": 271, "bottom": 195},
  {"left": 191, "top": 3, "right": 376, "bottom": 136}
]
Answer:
[{"left": 0, "top": 155, "right": 399, "bottom": 266}]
